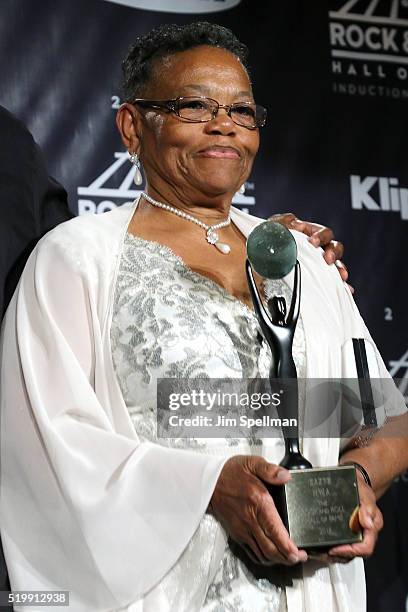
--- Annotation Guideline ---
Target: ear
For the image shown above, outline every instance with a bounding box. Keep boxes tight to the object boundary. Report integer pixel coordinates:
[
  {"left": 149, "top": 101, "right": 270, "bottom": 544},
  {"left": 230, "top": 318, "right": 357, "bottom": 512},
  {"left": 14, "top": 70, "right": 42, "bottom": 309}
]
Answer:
[{"left": 116, "top": 103, "right": 142, "bottom": 155}]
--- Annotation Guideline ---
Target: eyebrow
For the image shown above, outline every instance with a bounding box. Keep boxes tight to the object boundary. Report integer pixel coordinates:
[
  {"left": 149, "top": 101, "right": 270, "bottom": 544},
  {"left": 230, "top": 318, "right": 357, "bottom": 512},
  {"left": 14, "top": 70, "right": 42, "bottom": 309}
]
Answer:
[{"left": 179, "top": 84, "right": 253, "bottom": 98}]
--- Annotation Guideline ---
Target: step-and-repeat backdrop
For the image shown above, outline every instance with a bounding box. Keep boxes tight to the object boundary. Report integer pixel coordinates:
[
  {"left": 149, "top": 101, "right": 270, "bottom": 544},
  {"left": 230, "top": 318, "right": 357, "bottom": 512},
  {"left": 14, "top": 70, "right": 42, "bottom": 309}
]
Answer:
[{"left": 1, "top": 0, "right": 407, "bottom": 609}]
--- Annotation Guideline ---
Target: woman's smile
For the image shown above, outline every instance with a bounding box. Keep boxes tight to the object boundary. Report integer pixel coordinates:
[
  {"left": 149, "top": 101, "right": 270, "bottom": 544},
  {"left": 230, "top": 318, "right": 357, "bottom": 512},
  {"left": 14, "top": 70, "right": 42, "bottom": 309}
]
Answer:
[{"left": 196, "top": 145, "right": 241, "bottom": 159}]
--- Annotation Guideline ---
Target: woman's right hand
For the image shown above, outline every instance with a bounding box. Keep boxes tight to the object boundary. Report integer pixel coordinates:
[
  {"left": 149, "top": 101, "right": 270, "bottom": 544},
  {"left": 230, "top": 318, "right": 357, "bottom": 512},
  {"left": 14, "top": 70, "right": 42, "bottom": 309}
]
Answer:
[{"left": 209, "top": 455, "right": 308, "bottom": 566}]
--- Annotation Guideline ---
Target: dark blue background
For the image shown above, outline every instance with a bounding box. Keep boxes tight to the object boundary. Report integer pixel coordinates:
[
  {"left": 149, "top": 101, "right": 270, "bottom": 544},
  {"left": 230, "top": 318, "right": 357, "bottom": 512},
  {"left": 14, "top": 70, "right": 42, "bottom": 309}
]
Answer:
[{"left": 0, "top": 0, "right": 406, "bottom": 609}]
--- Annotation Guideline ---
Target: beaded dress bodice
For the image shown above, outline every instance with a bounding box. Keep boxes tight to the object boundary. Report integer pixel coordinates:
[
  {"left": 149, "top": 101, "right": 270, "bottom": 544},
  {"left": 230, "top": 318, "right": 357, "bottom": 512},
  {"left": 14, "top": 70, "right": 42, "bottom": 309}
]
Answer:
[{"left": 110, "top": 233, "right": 307, "bottom": 611}]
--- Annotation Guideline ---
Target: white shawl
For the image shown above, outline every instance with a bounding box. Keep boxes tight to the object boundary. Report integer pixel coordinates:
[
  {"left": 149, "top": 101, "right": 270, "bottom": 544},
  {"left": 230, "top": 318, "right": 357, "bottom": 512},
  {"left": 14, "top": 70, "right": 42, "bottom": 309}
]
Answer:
[{"left": 0, "top": 200, "right": 398, "bottom": 611}]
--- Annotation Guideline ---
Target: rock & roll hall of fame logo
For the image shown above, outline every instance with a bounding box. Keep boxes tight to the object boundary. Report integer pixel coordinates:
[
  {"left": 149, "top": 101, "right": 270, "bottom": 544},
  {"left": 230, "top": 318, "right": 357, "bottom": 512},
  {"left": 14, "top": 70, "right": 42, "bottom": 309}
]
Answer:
[{"left": 329, "top": 0, "right": 408, "bottom": 98}]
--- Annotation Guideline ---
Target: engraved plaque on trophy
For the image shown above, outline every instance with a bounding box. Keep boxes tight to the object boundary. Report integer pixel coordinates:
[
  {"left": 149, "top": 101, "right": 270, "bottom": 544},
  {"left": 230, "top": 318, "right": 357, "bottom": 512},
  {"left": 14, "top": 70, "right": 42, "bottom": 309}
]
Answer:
[{"left": 246, "top": 221, "right": 362, "bottom": 550}]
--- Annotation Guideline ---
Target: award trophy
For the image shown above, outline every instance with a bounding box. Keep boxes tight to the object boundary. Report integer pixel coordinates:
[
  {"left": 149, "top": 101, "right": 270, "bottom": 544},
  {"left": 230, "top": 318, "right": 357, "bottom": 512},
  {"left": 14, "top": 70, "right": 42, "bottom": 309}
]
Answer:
[{"left": 246, "top": 221, "right": 362, "bottom": 551}]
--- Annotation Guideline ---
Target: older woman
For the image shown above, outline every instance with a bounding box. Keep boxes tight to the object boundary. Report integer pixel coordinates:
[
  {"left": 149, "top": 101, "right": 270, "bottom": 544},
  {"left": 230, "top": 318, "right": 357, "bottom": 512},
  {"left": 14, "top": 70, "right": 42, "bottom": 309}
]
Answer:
[{"left": 1, "top": 22, "right": 407, "bottom": 612}]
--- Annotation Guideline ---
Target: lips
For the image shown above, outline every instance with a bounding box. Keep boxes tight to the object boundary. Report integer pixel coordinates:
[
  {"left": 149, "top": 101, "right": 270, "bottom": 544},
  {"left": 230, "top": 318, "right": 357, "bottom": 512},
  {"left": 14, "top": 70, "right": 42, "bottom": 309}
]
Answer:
[{"left": 197, "top": 146, "right": 240, "bottom": 159}]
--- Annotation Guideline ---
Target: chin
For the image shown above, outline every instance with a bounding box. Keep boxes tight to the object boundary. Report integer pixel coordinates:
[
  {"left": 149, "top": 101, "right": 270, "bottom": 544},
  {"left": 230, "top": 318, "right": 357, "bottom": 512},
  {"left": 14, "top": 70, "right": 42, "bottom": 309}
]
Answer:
[
  {"left": 203, "top": 186, "right": 238, "bottom": 199},
  {"left": 198, "top": 179, "right": 240, "bottom": 197}
]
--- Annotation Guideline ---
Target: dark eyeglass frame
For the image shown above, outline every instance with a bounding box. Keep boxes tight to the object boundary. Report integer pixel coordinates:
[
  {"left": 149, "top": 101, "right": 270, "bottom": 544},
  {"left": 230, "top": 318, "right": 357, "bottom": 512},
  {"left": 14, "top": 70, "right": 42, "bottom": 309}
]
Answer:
[{"left": 131, "top": 96, "right": 267, "bottom": 129}]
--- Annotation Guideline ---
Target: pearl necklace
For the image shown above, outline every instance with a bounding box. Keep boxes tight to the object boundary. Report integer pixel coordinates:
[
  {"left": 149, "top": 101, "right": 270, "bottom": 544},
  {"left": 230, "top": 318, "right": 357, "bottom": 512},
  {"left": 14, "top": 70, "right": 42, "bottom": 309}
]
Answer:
[{"left": 141, "top": 192, "right": 231, "bottom": 254}]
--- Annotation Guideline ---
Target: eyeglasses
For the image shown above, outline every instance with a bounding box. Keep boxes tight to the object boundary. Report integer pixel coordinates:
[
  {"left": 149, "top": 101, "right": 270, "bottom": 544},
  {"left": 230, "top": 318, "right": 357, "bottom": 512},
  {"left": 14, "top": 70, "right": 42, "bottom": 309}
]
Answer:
[{"left": 132, "top": 96, "right": 267, "bottom": 129}]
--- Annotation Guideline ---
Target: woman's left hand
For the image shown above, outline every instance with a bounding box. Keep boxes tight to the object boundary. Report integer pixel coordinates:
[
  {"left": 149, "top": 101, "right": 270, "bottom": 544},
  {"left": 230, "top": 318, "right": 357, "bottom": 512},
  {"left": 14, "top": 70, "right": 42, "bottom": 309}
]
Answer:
[
  {"left": 270, "top": 213, "right": 349, "bottom": 286},
  {"left": 327, "top": 474, "right": 384, "bottom": 562}
]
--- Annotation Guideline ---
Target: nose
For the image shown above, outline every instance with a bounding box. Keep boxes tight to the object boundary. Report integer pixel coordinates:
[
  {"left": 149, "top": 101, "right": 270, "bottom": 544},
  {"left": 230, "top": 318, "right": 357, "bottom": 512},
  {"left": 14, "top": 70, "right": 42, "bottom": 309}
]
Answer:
[{"left": 204, "top": 106, "right": 236, "bottom": 135}]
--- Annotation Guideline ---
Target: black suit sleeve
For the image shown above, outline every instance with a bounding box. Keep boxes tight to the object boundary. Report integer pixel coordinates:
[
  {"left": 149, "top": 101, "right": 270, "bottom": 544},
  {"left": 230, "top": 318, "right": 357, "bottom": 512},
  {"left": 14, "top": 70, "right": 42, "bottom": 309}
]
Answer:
[{"left": 0, "top": 106, "right": 73, "bottom": 317}]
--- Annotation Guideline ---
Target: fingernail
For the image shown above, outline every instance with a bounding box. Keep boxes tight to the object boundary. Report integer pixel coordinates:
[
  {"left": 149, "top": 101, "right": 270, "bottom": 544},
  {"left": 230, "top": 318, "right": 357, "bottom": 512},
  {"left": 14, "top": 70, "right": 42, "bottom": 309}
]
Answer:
[
  {"left": 276, "top": 469, "right": 289, "bottom": 481},
  {"left": 366, "top": 516, "right": 374, "bottom": 528},
  {"left": 288, "top": 553, "right": 299, "bottom": 564},
  {"left": 299, "top": 551, "right": 308, "bottom": 562}
]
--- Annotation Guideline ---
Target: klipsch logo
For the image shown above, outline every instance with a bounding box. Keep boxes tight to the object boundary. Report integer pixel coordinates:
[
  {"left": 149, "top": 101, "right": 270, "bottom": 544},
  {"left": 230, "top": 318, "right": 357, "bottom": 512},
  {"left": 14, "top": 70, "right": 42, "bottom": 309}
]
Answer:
[
  {"left": 350, "top": 175, "right": 408, "bottom": 219},
  {"left": 103, "top": 0, "right": 241, "bottom": 13},
  {"left": 329, "top": 0, "right": 408, "bottom": 98},
  {"left": 77, "top": 152, "right": 255, "bottom": 215}
]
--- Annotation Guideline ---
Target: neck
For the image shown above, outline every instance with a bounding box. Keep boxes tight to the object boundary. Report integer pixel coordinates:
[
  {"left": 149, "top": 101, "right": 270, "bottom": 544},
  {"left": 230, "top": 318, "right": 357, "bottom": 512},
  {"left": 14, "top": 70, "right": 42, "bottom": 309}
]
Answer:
[{"left": 144, "top": 180, "right": 233, "bottom": 223}]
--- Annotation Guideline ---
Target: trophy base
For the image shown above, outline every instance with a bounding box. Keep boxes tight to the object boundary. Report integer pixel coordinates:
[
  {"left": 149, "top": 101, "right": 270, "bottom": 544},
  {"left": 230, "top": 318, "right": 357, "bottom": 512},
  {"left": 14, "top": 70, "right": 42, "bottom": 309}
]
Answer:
[{"left": 268, "top": 465, "right": 363, "bottom": 551}]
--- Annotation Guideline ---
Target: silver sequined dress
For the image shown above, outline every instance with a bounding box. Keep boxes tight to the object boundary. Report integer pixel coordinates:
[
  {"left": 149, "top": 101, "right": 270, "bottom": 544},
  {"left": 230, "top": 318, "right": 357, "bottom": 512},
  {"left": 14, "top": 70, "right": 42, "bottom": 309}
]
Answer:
[{"left": 110, "top": 234, "right": 307, "bottom": 612}]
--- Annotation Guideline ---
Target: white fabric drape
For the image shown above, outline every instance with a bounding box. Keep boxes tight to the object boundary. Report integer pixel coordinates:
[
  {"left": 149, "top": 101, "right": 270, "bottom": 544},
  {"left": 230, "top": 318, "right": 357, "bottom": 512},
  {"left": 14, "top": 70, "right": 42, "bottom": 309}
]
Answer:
[{"left": 0, "top": 200, "right": 403, "bottom": 611}]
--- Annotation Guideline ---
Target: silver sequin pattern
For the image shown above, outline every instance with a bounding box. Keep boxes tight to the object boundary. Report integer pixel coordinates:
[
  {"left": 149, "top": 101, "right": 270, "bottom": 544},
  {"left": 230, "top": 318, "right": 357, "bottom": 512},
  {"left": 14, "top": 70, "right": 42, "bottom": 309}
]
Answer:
[{"left": 110, "top": 234, "right": 307, "bottom": 611}]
